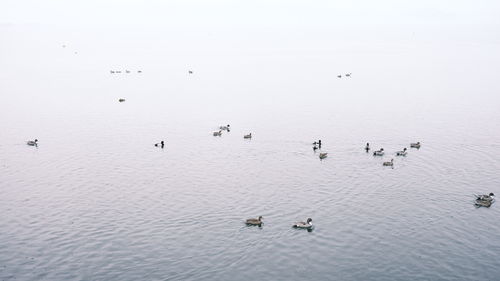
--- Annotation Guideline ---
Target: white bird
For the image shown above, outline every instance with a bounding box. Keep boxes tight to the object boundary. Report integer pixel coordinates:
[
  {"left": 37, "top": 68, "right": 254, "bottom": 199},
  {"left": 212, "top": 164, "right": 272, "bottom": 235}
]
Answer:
[
  {"left": 246, "top": 216, "right": 263, "bottom": 225},
  {"left": 373, "top": 148, "right": 384, "bottom": 156},
  {"left": 410, "top": 142, "right": 421, "bottom": 148},
  {"left": 396, "top": 148, "right": 407, "bottom": 156}
]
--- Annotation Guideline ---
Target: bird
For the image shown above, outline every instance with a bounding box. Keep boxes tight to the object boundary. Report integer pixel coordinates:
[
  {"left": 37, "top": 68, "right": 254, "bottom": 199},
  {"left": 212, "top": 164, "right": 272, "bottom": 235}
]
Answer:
[
  {"left": 116, "top": 71, "right": 122, "bottom": 74},
  {"left": 319, "top": 152, "right": 328, "bottom": 159},
  {"left": 396, "top": 148, "right": 407, "bottom": 156},
  {"left": 475, "top": 193, "right": 495, "bottom": 207},
  {"left": 118, "top": 99, "right": 125, "bottom": 102},
  {"left": 110, "top": 70, "right": 115, "bottom": 74},
  {"left": 246, "top": 216, "right": 263, "bottom": 225},
  {"left": 345, "top": 73, "right": 352, "bottom": 77},
  {"left": 313, "top": 146, "right": 318, "bottom": 151},
  {"left": 373, "top": 148, "right": 384, "bottom": 156},
  {"left": 137, "top": 70, "right": 142, "bottom": 73},
  {"left": 219, "top": 125, "right": 230, "bottom": 131},
  {"left": 383, "top": 159, "right": 394, "bottom": 167},
  {"left": 26, "top": 139, "right": 38, "bottom": 146},
  {"left": 213, "top": 130, "right": 222, "bottom": 136},
  {"left": 337, "top": 75, "right": 342, "bottom": 78},
  {"left": 125, "top": 70, "right": 130, "bottom": 74},
  {"left": 365, "top": 142, "right": 370, "bottom": 152},
  {"left": 154, "top": 141, "right": 165, "bottom": 148},
  {"left": 293, "top": 218, "right": 313, "bottom": 229},
  {"left": 410, "top": 142, "right": 421, "bottom": 148},
  {"left": 244, "top": 133, "right": 252, "bottom": 139},
  {"left": 188, "top": 70, "right": 193, "bottom": 74}
]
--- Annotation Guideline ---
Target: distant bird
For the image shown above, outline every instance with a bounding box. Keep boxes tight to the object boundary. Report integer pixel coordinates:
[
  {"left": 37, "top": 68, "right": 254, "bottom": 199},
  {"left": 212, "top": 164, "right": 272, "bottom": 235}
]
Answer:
[
  {"left": 396, "top": 148, "right": 407, "bottom": 156},
  {"left": 410, "top": 142, "right": 421, "bottom": 148},
  {"left": 137, "top": 70, "right": 142, "bottom": 73},
  {"left": 345, "top": 73, "right": 352, "bottom": 77},
  {"left": 118, "top": 99, "right": 125, "bottom": 102},
  {"left": 337, "top": 75, "right": 342, "bottom": 78},
  {"left": 74, "top": 52, "right": 78, "bottom": 54},
  {"left": 244, "top": 133, "right": 252, "bottom": 139},
  {"left": 213, "top": 130, "right": 222, "bottom": 136},
  {"left": 319, "top": 152, "right": 328, "bottom": 159},
  {"left": 116, "top": 71, "right": 122, "bottom": 74},
  {"left": 313, "top": 140, "right": 322, "bottom": 147},
  {"left": 220, "top": 125, "right": 230, "bottom": 131},
  {"left": 313, "top": 146, "right": 318, "bottom": 151},
  {"left": 373, "top": 148, "right": 384, "bottom": 156},
  {"left": 365, "top": 142, "right": 370, "bottom": 152},
  {"left": 246, "top": 216, "right": 263, "bottom": 226},
  {"left": 125, "top": 70, "right": 130, "bottom": 73},
  {"left": 62, "top": 45, "right": 66, "bottom": 48},
  {"left": 383, "top": 159, "right": 394, "bottom": 167},
  {"left": 26, "top": 139, "right": 38, "bottom": 146},
  {"left": 154, "top": 141, "right": 165, "bottom": 148},
  {"left": 475, "top": 193, "right": 495, "bottom": 207},
  {"left": 110, "top": 70, "right": 115, "bottom": 74},
  {"left": 189, "top": 70, "right": 193, "bottom": 74},
  {"left": 293, "top": 218, "right": 313, "bottom": 229}
]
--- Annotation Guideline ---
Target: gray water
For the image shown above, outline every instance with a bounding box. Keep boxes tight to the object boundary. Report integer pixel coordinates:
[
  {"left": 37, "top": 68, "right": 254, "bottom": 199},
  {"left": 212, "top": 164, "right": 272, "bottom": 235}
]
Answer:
[{"left": 1, "top": 24, "right": 500, "bottom": 281}]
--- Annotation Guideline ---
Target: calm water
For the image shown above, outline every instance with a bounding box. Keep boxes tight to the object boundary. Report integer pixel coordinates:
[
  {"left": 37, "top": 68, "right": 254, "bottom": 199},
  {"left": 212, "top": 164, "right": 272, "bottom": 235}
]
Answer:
[{"left": 1, "top": 25, "right": 500, "bottom": 280}]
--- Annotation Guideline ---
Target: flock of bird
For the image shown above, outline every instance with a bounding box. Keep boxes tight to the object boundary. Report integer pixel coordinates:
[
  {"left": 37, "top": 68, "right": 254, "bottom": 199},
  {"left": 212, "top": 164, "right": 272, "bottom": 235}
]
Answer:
[{"left": 110, "top": 70, "right": 142, "bottom": 74}]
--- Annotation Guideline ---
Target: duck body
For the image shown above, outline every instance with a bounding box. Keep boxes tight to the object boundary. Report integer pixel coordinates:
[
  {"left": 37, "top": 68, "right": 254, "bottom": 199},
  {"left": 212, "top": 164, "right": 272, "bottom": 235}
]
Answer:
[
  {"left": 243, "top": 133, "right": 252, "bottom": 139},
  {"left": 410, "top": 142, "right": 421, "bottom": 148},
  {"left": 475, "top": 193, "right": 495, "bottom": 207},
  {"left": 246, "top": 216, "right": 263, "bottom": 226},
  {"left": 383, "top": 159, "right": 394, "bottom": 166},
  {"left": 319, "top": 152, "right": 328, "bottom": 159},
  {"left": 293, "top": 218, "right": 313, "bottom": 229},
  {"left": 213, "top": 130, "right": 222, "bottom": 136},
  {"left": 27, "top": 139, "right": 38, "bottom": 146},
  {"left": 396, "top": 148, "right": 407, "bottom": 156},
  {"left": 119, "top": 98, "right": 125, "bottom": 102},
  {"left": 373, "top": 148, "right": 384, "bottom": 156}
]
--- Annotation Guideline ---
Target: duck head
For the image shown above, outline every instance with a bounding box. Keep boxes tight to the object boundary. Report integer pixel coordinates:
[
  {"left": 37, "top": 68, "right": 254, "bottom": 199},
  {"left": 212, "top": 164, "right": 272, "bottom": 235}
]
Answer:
[
  {"left": 490, "top": 193, "right": 495, "bottom": 197},
  {"left": 307, "top": 218, "right": 313, "bottom": 224}
]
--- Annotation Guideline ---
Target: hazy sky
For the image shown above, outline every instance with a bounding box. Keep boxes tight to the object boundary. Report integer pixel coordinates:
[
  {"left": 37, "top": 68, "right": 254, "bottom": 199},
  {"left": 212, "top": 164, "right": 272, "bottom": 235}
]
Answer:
[{"left": 2, "top": 0, "right": 500, "bottom": 28}]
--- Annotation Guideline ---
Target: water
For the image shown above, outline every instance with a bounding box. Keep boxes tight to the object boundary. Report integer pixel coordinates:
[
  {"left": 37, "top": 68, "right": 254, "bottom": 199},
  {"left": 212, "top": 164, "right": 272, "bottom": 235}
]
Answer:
[{"left": 1, "top": 24, "right": 500, "bottom": 281}]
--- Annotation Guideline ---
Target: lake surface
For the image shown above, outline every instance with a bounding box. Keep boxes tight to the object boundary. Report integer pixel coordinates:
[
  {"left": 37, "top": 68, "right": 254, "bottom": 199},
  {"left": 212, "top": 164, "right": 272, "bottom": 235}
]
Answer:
[{"left": 1, "top": 25, "right": 500, "bottom": 280}]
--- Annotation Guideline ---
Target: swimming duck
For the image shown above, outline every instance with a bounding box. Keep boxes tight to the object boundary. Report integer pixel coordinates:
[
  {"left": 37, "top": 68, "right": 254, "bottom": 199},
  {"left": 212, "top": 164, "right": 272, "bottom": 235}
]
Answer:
[
  {"left": 410, "top": 142, "right": 421, "bottom": 148},
  {"left": 373, "top": 148, "right": 384, "bottom": 156},
  {"left": 244, "top": 133, "right": 252, "bottom": 139},
  {"left": 345, "top": 73, "right": 352, "bottom": 77},
  {"left": 219, "top": 125, "right": 230, "bottom": 131},
  {"left": 119, "top": 98, "right": 125, "bottom": 102},
  {"left": 313, "top": 146, "right": 318, "bottom": 151},
  {"left": 137, "top": 70, "right": 142, "bottom": 73},
  {"left": 188, "top": 70, "right": 193, "bottom": 74},
  {"left": 365, "top": 142, "right": 370, "bottom": 152},
  {"left": 125, "top": 70, "right": 130, "bottom": 73},
  {"left": 26, "top": 139, "right": 38, "bottom": 146},
  {"left": 293, "top": 218, "right": 313, "bottom": 229},
  {"left": 319, "top": 152, "right": 328, "bottom": 159},
  {"left": 337, "top": 75, "right": 342, "bottom": 78},
  {"left": 396, "top": 148, "right": 407, "bottom": 156},
  {"left": 383, "top": 159, "right": 394, "bottom": 166},
  {"left": 475, "top": 193, "right": 495, "bottom": 202},
  {"left": 213, "top": 130, "right": 222, "bottom": 136},
  {"left": 246, "top": 216, "right": 263, "bottom": 225},
  {"left": 110, "top": 70, "right": 115, "bottom": 74},
  {"left": 312, "top": 140, "right": 322, "bottom": 146}
]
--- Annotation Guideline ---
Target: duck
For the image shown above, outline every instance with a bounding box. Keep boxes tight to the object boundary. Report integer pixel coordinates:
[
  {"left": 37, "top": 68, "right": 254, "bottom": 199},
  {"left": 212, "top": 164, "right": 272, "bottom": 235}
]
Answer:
[
  {"left": 312, "top": 140, "right": 322, "bottom": 146},
  {"left": 396, "top": 148, "right": 407, "bottom": 156},
  {"left": 110, "top": 70, "right": 115, "bottom": 74},
  {"left": 345, "top": 73, "right": 352, "bottom": 77},
  {"left": 293, "top": 218, "right": 313, "bottom": 229},
  {"left": 137, "top": 70, "right": 142, "bottom": 73},
  {"left": 246, "top": 216, "right": 263, "bottom": 225},
  {"left": 213, "top": 130, "right": 222, "bottom": 136},
  {"left": 125, "top": 70, "right": 130, "bottom": 73},
  {"left": 313, "top": 146, "right": 318, "bottom": 151},
  {"left": 26, "top": 139, "right": 38, "bottom": 146},
  {"left": 219, "top": 125, "right": 230, "bottom": 131},
  {"left": 373, "top": 148, "right": 384, "bottom": 156},
  {"left": 383, "top": 159, "right": 394, "bottom": 166},
  {"left": 365, "top": 142, "right": 370, "bottom": 152},
  {"left": 475, "top": 193, "right": 495, "bottom": 202},
  {"left": 154, "top": 141, "right": 165, "bottom": 148},
  {"left": 116, "top": 71, "right": 122, "bottom": 74},
  {"left": 410, "top": 142, "right": 421, "bottom": 148},
  {"left": 337, "top": 75, "right": 342, "bottom": 78},
  {"left": 319, "top": 152, "right": 328, "bottom": 159},
  {"left": 243, "top": 133, "right": 252, "bottom": 139},
  {"left": 188, "top": 70, "right": 193, "bottom": 74},
  {"left": 118, "top": 98, "right": 125, "bottom": 102}
]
